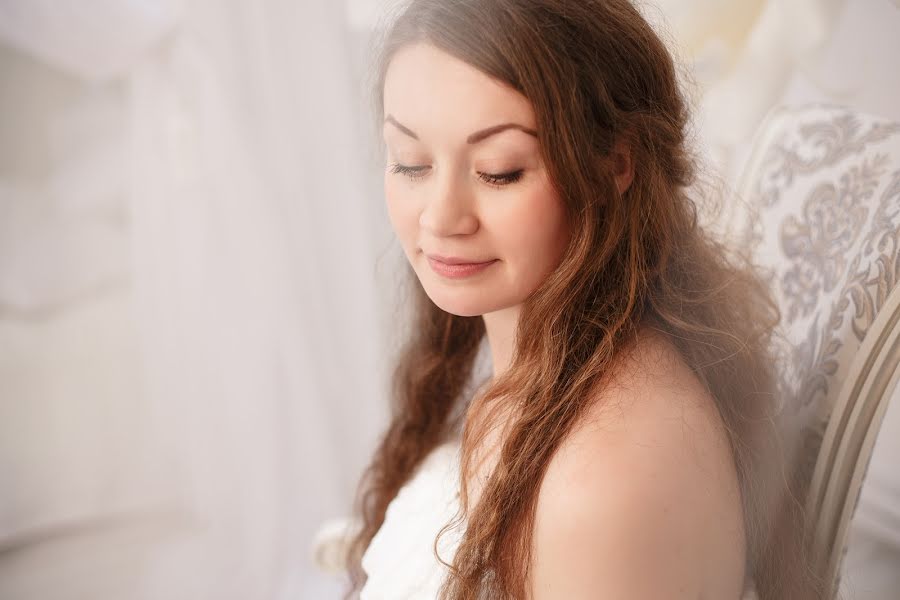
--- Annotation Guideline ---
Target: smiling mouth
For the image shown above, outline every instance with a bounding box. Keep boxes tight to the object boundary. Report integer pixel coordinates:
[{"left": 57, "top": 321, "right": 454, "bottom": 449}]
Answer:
[
  {"left": 426, "top": 256, "right": 498, "bottom": 279},
  {"left": 425, "top": 252, "right": 495, "bottom": 265}
]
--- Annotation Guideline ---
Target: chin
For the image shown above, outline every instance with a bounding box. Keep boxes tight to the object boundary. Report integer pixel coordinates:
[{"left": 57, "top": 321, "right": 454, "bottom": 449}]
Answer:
[
  {"left": 419, "top": 283, "right": 500, "bottom": 318},
  {"left": 427, "top": 294, "right": 488, "bottom": 317}
]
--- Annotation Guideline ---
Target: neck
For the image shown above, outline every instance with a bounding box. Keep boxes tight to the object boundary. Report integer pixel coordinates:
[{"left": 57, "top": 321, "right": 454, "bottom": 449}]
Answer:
[{"left": 481, "top": 304, "right": 521, "bottom": 380}]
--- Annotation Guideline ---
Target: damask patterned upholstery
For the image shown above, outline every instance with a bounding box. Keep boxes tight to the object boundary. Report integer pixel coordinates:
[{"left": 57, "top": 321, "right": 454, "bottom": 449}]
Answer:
[{"left": 733, "top": 103, "right": 900, "bottom": 597}]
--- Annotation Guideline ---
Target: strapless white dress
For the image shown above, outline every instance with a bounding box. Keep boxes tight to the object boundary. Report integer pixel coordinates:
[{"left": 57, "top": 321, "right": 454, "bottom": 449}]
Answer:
[
  {"left": 360, "top": 440, "right": 465, "bottom": 599},
  {"left": 358, "top": 439, "right": 759, "bottom": 600}
]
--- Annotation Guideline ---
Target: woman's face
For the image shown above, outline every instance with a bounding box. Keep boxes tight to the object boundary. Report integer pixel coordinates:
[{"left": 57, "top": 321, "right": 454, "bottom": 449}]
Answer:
[{"left": 382, "top": 42, "right": 570, "bottom": 317}]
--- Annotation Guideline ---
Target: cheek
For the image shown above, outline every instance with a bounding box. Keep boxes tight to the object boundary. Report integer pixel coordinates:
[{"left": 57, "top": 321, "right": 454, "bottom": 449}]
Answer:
[
  {"left": 384, "top": 179, "right": 419, "bottom": 250},
  {"left": 495, "top": 187, "right": 568, "bottom": 269}
]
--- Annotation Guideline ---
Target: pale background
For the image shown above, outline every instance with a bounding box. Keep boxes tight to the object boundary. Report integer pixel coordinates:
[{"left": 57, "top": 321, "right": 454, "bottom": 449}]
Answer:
[{"left": 0, "top": 1, "right": 898, "bottom": 598}]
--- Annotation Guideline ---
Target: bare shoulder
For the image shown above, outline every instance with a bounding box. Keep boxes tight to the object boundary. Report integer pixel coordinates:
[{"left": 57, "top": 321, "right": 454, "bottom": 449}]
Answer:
[{"left": 529, "top": 328, "right": 746, "bottom": 599}]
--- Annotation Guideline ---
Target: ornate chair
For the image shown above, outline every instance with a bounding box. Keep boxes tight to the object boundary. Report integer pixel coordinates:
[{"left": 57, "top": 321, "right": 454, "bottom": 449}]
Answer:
[{"left": 732, "top": 102, "right": 900, "bottom": 598}]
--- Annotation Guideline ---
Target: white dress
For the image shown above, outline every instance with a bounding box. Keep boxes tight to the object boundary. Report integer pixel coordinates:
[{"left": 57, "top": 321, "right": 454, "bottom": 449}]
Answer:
[
  {"left": 360, "top": 440, "right": 465, "bottom": 599},
  {"left": 358, "top": 438, "right": 760, "bottom": 600}
]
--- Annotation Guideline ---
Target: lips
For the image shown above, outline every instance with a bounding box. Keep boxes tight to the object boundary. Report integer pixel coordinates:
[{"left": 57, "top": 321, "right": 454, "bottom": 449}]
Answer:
[
  {"left": 425, "top": 254, "right": 498, "bottom": 279},
  {"left": 425, "top": 253, "right": 494, "bottom": 266}
]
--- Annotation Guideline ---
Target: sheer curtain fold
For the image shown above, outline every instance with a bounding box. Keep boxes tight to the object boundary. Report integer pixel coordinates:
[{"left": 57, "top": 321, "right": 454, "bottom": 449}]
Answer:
[
  {"left": 1, "top": 0, "right": 387, "bottom": 598},
  {"left": 128, "top": 1, "right": 388, "bottom": 597}
]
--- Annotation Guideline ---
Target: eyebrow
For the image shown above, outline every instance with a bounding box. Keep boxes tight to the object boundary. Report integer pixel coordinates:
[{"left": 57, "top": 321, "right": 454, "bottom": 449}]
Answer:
[{"left": 384, "top": 114, "right": 538, "bottom": 144}]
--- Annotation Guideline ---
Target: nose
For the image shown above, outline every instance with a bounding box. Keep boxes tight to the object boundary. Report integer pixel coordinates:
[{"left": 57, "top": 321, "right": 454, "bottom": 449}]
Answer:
[{"left": 418, "top": 170, "right": 479, "bottom": 237}]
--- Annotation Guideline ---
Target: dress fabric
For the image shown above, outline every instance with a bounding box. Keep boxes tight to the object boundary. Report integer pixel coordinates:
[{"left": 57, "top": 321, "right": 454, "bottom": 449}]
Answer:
[
  {"left": 360, "top": 440, "right": 465, "bottom": 600},
  {"left": 359, "top": 438, "right": 760, "bottom": 600}
]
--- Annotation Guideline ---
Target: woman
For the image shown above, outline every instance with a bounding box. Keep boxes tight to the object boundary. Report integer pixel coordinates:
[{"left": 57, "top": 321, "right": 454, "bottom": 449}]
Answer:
[{"left": 345, "top": 1, "right": 827, "bottom": 598}]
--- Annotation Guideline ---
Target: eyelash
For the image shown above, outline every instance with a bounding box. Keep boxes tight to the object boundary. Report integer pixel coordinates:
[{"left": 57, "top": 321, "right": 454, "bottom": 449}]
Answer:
[{"left": 387, "top": 163, "right": 524, "bottom": 188}]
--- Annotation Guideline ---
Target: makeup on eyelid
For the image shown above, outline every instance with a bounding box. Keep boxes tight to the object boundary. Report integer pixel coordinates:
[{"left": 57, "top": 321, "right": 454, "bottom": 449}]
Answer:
[
  {"left": 387, "top": 163, "right": 525, "bottom": 186},
  {"left": 384, "top": 137, "right": 538, "bottom": 200},
  {"left": 384, "top": 149, "right": 537, "bottom": 175}
]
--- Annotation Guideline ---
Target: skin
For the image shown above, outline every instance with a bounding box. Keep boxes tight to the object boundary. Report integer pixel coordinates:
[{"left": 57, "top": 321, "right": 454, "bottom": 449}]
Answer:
[
  {"left": 381, "top": 42, "right": 746, "bottom": 599},
  {"left": 528, "top": 328, "right": 748, "bottom": 599}
]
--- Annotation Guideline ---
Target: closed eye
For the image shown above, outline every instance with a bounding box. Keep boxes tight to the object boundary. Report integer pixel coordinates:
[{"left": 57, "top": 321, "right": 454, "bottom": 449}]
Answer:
[
  {"left": 387, "top": 163, "right": 524, "bottom": 188},
  {"left": 480, "top": 170, "right": 524, "bottom": 187},
  {"left": 387, "top": 163, "right": 429, "bottom": 180}
]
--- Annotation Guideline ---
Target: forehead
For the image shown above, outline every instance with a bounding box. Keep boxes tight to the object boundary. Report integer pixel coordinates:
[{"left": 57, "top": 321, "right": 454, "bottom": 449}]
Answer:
[{"left": 382, "top": 42, "right": 536, "bottom": 142}]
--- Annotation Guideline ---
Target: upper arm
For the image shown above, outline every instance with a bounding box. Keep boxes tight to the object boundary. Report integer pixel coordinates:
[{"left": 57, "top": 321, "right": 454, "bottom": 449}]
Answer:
[{"left": 527, "top": 334, "right": 746, "bottom": 599}]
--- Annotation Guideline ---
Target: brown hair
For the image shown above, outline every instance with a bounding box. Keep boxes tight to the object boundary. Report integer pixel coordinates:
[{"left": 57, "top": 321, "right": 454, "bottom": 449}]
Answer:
[{"left": 346, "top": 1, "right": 829, "bottom": 598}]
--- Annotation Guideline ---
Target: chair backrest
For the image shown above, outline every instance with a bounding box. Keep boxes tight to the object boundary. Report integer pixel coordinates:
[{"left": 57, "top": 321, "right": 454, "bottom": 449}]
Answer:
[{"left": 733, "top": 102, "right": 900, "bottom": 597}]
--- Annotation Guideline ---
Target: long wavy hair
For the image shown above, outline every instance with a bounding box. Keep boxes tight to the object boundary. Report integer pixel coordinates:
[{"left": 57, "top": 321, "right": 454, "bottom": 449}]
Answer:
[{"left": 345, "top": 1, "right": 829, "bottom": 598}]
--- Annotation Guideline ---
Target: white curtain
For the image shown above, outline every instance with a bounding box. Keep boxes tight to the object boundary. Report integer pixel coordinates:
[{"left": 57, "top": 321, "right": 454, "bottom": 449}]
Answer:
[
  {"left": 0, "top": 0, "right": 393, "bottom": 598},
  {"left": 128, "top": 0, "right": 393, "bottom": 596}
]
